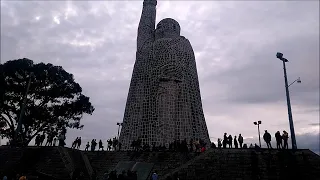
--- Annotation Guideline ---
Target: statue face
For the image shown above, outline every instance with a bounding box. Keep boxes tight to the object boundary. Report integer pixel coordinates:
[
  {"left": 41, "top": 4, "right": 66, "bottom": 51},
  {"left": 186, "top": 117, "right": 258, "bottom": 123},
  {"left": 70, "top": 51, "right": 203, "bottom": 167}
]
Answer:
[{"left": 155, "top": 18, "right": 180, "bottom": 39}]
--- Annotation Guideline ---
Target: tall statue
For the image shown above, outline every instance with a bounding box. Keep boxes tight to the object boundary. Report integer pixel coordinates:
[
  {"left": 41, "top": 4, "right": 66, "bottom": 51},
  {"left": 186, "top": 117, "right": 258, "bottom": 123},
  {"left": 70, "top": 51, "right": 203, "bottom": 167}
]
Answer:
[{"left": 119, "top": 0, "right": 211, "bottom": 150}]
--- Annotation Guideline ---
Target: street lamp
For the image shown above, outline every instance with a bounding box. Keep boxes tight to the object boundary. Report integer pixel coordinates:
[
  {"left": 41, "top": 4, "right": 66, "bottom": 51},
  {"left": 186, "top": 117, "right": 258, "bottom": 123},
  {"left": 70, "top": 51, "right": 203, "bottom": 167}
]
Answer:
[
  {"left": 116, "top": 122, "right": 123, "bottom": 139},
  {"left": 276, "top": 52, "right": 299, "bottom": 149},
  {"left": 288, "top": 77, "right": 302, "bottom": 87},
  {"left": 253, "top": 121, "right": 262, "bottom": 147}
]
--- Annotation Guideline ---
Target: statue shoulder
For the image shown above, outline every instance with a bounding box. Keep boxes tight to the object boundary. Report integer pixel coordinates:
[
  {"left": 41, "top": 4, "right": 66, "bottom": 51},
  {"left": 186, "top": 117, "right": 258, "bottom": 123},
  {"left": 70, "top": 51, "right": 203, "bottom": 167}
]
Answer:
[
  {"left": 177, "top": 36, "right": 193, "bottom": 51},
  {"left": 179, "top": 36, "right": 192, "bottom": 45}
]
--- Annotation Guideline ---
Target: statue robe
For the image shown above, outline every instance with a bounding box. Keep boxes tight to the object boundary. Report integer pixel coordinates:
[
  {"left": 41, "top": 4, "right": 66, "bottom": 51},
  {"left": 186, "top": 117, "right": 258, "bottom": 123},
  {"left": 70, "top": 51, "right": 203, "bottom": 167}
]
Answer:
[{"left": 119, "top": 2, "right": 210, "bottom": 150}]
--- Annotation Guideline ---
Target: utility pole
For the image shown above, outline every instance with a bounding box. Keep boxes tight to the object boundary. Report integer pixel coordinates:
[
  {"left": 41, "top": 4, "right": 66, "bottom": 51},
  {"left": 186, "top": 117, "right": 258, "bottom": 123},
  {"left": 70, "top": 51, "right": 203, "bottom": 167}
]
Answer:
[
  {"left": 254, "top": 121, "right": 262, "bottom": 147},
  {"left": 276, "top": 52, "right": 297, "bottom": 149}
]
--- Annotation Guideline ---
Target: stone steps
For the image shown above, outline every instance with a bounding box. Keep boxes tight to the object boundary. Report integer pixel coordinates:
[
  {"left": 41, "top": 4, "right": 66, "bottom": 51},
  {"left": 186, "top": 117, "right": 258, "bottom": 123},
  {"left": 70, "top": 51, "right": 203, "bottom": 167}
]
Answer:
[
  {"left": 2, "top": 147, "right": 319, "bottom": 180},
  {"left": 161, "top": 149, "right": 320, "bottom": 180}
]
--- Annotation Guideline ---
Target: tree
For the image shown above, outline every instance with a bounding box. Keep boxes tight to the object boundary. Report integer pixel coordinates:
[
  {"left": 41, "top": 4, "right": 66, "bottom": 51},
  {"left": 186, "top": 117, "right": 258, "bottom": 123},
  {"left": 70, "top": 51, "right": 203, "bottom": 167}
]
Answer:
[{"left": 0, "top": 58, "right": 95, "bottom": 146}]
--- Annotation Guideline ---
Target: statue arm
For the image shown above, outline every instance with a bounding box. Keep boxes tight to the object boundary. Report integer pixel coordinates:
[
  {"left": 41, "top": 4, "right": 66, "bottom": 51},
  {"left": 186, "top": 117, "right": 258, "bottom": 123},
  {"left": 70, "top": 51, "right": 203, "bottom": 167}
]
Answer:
[{"left": 137, "top": 0, "right": 157, "bottom": 51}]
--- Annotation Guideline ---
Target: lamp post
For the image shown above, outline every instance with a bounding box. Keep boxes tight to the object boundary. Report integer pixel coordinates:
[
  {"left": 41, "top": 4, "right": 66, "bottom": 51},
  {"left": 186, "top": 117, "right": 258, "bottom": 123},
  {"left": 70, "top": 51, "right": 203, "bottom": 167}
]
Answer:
[
  {"left": 253, "top": 121, "right": 262, "bottom": 147},
  {"left": 116, "top": 122, "right": 123, "bottom": 139},
  {"left": 276, "top": 52, "right": 300, "bottom": 150}
]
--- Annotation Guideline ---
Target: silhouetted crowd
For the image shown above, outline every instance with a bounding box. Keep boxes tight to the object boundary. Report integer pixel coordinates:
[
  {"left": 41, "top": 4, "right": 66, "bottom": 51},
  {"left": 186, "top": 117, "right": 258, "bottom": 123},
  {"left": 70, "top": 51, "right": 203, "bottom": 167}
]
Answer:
[
  {"left": 34, "top": 132, "right": 65, "bottom": 147},
  {"left": 72, "top": 137, "right": 82, "bottom": 149},
  {"left": 126, "top": 138, "right": 208, "bottom": 153},
  {"left": 263, "top": 130, "right": 289, "bottom": 149},
  {"left": 84, "top": 137, "right": 122, "bottom": 152},
  {"left": 31, "top": 129, "right": 290, "bottom": 152},
  {"left": 210, "top": 133, "right": 246, "bottom": 149}
]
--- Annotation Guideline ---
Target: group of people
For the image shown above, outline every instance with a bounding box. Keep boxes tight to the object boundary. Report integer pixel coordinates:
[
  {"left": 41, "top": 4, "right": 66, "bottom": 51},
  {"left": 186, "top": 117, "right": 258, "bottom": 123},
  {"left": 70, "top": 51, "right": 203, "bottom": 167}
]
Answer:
[
  {"left": 34, "top": 133, "right": 58, "bottom": 147},
  {"left": 32, "top": 131, "right": 66, "bottom": 148},
  {"left": 31, "top": 130, "right": 290, "bottom": 151},
  {"left": 263, "top": 130, "right": 289, "bottom": 149},
  {"left": 85, "top": 137, "right": 122, "bottom": 152},
  {"left": 71, "top": 137, "right": 82, "bottom": 149},
  {"left": 127, "top": 138, "right": 208, "bottom": 153},
  {"left": 214, "top": 133, "right": 245, "bottom": 149}
]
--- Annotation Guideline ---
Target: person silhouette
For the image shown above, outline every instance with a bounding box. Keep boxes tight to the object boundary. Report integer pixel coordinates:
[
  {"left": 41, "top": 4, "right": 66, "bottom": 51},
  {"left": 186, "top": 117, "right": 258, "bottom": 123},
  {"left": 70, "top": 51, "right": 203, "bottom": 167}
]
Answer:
[
  {"left": 234, "top": 136, "right": 238, "bottom": 149},
  {"left": 99, "top": 140, "right": 104, "bottom": 151},
  {"left": 282, "top": 131, "right": 289, "bottom": 149},
  {"left": 275, "top": 131, "right": 282, "bottom": 149},
  {"left": 218, "top": 138, "right": 222, "bottom": 148},
  {"left": 85, "top": 142, "right": 90, "bottom": 151},
  {"left": 263, "top": 130, "right": 272, "bottom": 149},
  {"left": 238, "top": 134, "right": 243, "bottom": 148},
  {"left": 227, "top": 135, "right": 233, "bottom": 148},
  {"left": 223, "top": 133, "right": 227, "bottom": 148}
]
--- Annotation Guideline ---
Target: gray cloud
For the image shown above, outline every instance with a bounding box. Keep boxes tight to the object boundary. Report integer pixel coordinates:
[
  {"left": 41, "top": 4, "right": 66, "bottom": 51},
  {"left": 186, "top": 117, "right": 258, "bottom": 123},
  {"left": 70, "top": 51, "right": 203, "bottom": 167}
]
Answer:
[{"left": 1, "top": 1, "right": 319, "bottom": 153}]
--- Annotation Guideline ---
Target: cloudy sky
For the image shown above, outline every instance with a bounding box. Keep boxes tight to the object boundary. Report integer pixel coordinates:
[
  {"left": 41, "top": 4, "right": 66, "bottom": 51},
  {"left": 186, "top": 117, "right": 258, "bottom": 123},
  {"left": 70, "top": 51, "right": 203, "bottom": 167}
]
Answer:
[{"left": 1, "top": 0, "right": 319, "bottom": 153}]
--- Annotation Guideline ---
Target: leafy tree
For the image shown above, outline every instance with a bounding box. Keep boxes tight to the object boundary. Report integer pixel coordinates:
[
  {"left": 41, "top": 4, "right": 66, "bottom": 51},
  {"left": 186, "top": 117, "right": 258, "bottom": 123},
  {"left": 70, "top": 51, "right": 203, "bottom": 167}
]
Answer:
[{"left": 0, "top": 58, "right": 95, "bottom": 146}]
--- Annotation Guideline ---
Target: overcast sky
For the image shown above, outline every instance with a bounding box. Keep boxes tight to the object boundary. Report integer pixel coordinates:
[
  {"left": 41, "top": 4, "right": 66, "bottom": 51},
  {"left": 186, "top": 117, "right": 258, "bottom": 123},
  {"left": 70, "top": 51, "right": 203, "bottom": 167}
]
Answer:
[{"left": 1, "top": 0, "right": 319, "bottom": 153}]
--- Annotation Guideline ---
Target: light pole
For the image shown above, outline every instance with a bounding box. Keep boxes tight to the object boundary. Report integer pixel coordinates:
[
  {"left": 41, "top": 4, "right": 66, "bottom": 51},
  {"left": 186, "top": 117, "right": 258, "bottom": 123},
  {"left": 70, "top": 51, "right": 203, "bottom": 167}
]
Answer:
[
  {"left": 276, "top": 52, "right": 300, "bottom": 150},
  {"left": 253, "top": 121, "right": 262, "bottom": 147},
  {"left": 116, "top": 122, "right": 123, "bottom": 139}
]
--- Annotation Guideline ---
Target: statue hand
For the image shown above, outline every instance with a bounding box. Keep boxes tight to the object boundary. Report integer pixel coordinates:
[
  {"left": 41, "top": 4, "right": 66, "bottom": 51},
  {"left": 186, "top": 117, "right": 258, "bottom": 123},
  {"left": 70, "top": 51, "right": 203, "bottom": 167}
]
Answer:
[{"left": 143, "top": 0, "right": 157, "bottom": 6}]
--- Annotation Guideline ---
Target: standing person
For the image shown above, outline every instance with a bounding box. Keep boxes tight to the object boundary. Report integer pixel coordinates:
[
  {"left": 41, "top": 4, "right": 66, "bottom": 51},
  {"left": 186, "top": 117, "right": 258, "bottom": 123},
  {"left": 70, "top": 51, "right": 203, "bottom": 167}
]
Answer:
[
  {"left": 40, "top": 133, "right": 45, "bottom": 146},
  {"left": 35, "top": 134, "right": 40, "bottom": 146},
  {"left": 275, "top": 131, "right": 283, "bottom": 149},
  {"left": 238, "top": 134, "right": 243, "bottom": 148},
  {"left": 85, "top": 142, "right": 90, "bottom": 151},
  {"left": 282, "top": 131, "right": 289, "bottom": 149},
  {"left": 151, "top": 171, "right": 158, "bottom": 180},
  {"left": 107, "top": 139, "right": 112, "bottom": 151},
  {"left": 77, "top": 137, "right": 82, "bottom": 149},
  {"left": 99, "top": 140, "right": 104, "bottom": 151},
  {"left": 45, "top": 134, "right": 51, "bottom": 146},
  {"left": 218, "top": 138, "right": 222, "bottom": 148},
  {"left": 234, "top": 136, "right": 238, "bottom": 149},
  {"left": 263, "top": 130, "right": 272, "bottom": 149},
  {"left": 93, "top": 139, "right": 97, "bottom": 151},
  {"left": 53, "top": 137, "right": 57, "bottom": 146},
  {"left": 91, "top": 139, "right": 95, "bottom": 151},
  {"left": 58, "top": 133, "right": 66, "bottom": 147},
  {"left": 223, "top": 133, "right": 227, "bottom": 148},
  {"left": 72, "top": 138, "right": 78, "bottom": 149},
  {"left": 227, "top": 135, "right": 233, "bottom": 148}
]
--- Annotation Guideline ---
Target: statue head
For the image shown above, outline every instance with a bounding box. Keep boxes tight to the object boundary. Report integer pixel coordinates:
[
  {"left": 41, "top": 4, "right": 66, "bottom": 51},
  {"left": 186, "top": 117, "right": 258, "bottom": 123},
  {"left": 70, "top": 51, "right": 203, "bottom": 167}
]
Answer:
[{"left": 155, "top": 18, "right": 180, "bottom": 40}]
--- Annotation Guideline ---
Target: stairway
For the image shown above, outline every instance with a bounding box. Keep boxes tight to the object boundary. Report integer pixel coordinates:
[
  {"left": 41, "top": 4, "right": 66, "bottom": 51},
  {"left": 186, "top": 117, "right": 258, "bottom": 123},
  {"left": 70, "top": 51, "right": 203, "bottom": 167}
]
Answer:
[{"left": 160, "top": 149, "right": 320, "bottom": 180}]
